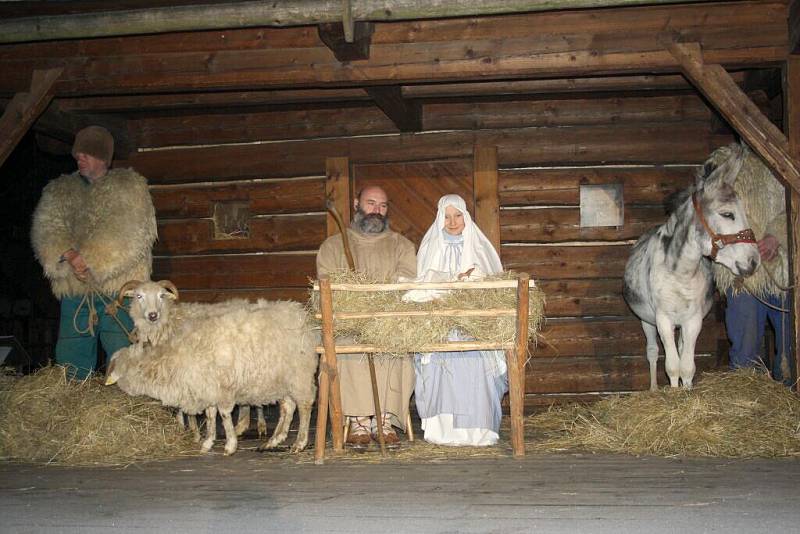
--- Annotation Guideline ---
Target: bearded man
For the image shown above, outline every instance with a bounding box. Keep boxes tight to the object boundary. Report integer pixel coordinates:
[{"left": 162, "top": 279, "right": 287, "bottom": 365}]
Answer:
[{"left": 316, "top": 185, "right": 417, "bottom": 447}]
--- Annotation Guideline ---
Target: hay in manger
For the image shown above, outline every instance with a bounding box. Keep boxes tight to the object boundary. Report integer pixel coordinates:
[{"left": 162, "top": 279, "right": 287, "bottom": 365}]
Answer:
[
  {"left": 0, "top": 366, "right": 198, "bottom": 466},
  {"left": 527, "top": 369, "right": 800, "bottom": 458},
  {"left": 310, "top": 270, "right": 546, "bottom": 354}
]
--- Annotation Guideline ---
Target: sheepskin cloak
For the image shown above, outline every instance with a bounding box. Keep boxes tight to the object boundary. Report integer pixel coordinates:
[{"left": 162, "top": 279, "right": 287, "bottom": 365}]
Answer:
[
  {"left": 709, "top": 145, "right": 789, "bottom": 297},
  {"left": 317, "top": 228, "right": 417, "bottom": 430},
  {"left": 31, "top": 168, "right": 157, "bottom": 298}
]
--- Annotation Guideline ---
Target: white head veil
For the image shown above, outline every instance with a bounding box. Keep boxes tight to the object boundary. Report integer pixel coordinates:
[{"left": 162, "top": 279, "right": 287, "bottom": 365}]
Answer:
[{"left": 416, "top": 194, "right": 503, "bottom": 280}]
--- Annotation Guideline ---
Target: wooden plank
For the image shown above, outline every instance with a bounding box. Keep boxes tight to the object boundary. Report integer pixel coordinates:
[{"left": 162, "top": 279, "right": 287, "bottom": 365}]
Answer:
[
  {"left": 126, "top": 123, "right": 724, "bottom": 184},
  {"left": 664, "top": 39, "right": 800, "bottom": 195},
  {"left": 152, "top": 253, "right": 316, "bottom": 289},
  {"left": 155, "top": 214, "right": 326, "bottom": 255},
  {"left": 538, "top": 278, "right": 628, "bottom": 318},
  {"left": 0, "top": 0, "right": 727, "bottom": 44},
  {"left": 133, "top": 106, "right": 394, "bottom": 148},
  {"left": 0, "top": 67, "right": 61, "bottom": 167},
  {"left": 425, "top": 94, "right": 711, "bottom": 131},
  {"left": 499, "top": 166, "right": 696, "bottom": 206},
  {"left": 365, "top": 85, "right": 421, "bottom": 132},
  {"left": 405, "top": 72, "right": 747, "bottom": 98},
  {"left": 524, "top": 352, "right": 720, "bottom": 394},
  {"left": 501, "top": 206, "right": 665, "bottom": 243},
  {"left": 788, "top": 55, "right": 800, "bottom": 386},
  {"left": 473, "top": 145, "right": 500, "bottom": 252},
  {"left": 0, "top": 2, "right": 786, "bottom": 95},
  {"left": 502, "top": 244, "right": 632, "bottom": 279},
  {"left": 151, "top": 178, "right": 325, "bottom": 219},
  {"left": 325, "top": 157, "right": 351, "bottom": 237}
]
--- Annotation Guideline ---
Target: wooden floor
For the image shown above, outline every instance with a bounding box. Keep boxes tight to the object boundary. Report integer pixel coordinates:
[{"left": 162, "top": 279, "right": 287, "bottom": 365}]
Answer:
[{"left": 1, "top": 435, "right": 798, "bottom": 533}]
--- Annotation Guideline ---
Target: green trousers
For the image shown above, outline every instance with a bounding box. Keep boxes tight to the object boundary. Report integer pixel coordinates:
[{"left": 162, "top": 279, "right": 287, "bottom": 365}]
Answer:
[{"left": 54, "top": 294, "right": 133, "bottom": 379}]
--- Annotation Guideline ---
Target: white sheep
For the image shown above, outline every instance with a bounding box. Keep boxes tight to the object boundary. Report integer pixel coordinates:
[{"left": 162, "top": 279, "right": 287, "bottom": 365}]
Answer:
[
  {"left": 119, "top": 280, "right": 272, "bottom": 439},
  {"left": 106, "top": 280, "right": 319, "bottom": 455}
]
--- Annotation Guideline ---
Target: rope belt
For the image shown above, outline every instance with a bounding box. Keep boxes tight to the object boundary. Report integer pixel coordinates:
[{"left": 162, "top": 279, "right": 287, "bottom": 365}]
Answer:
[{"left": 72, "top": 279, "right": 136, "bottom": 343}]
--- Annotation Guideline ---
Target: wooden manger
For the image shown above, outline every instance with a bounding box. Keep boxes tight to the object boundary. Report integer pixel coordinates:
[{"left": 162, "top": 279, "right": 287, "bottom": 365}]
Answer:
[{"left": 312, "top": 272, "right": 532, "bottom": 464}]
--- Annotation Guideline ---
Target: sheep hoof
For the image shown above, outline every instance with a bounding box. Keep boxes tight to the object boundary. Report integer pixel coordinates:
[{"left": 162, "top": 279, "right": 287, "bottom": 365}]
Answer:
[
  {"left": 290, "top": 443, "right": 307, "bottom": 454},
  {"left": 223, "top": 445, "right": 237, "bottom": 456},
  {"left": 200, "top": 440, "right": 214, "bottom": 453}
]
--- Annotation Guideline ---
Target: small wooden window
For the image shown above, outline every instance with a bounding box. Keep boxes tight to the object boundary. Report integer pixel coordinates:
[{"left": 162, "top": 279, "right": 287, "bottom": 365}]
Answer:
[
  {"left": 580, "top": 184, "right": 624, "bottom": 228},
  {"left": 212, "top": 201, "right": 251, "bottom": 239}
]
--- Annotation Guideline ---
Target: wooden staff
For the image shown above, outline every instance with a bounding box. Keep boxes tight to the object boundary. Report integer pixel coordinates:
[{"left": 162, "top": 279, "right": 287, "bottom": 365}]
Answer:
[{"left": 326, "top": 199, "right": 386, "bottom": 456}]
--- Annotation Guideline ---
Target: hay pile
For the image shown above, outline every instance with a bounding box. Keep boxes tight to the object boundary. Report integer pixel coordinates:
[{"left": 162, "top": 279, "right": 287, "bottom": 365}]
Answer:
[
  {"left": 311, "top": 270, "right": 545, "bottom": 354},
  {"left": 527, "top": 369, "right": 800, "bottom": 458},
  {"left": 0, "top": 366, "right": 198, "bottom": 466}
]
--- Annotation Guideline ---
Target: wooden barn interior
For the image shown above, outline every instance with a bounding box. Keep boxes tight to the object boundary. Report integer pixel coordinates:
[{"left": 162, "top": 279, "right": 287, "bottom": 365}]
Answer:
[{"left": 0, "top": 0, "right": 798, "bottom": 412}]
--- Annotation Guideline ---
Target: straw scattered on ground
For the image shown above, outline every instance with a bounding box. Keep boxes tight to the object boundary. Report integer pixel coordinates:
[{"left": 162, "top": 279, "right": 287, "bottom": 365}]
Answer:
[
  {"left": 526, "top": 369, "right": 800, "bottom": 458},
  {"left": 310, "top": 270, "right": 545, "bottom": 354},
  {"left": 0, "top": 366, "right": 199, "bottom": 466}
]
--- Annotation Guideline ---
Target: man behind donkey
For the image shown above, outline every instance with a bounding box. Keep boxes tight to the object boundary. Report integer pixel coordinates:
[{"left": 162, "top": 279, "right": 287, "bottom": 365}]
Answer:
[
  {"left": 31, "top": 126, "right": 157, "bottom": 379},
  {"left": 316, "top": 185, "right": 417, "bottom": 446}
]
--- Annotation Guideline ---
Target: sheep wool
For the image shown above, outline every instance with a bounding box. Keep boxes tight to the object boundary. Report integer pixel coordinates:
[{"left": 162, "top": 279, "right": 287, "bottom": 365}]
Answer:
[{"left": 31, "top": 168, "right": 157, "bottom": 298}]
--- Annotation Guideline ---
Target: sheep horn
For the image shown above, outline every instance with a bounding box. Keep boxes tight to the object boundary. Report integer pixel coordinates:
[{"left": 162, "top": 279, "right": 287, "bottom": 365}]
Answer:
[
  {"left": 115, "top": 279, "right": 142, "bottom": 307},
  {"left": 157, "top": 280, "right": 180, "bottom": 300}
]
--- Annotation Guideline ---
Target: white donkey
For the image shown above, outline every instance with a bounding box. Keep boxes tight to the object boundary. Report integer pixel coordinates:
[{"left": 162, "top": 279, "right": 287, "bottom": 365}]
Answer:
[{"left": 623, "top": 143, "right": 760, "bottom": 390}]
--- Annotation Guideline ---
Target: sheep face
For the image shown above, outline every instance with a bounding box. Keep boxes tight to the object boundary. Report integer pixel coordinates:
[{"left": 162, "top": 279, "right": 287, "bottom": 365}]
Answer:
[{"left": 125, "top": 280, "right": 179, "bottom": 334}]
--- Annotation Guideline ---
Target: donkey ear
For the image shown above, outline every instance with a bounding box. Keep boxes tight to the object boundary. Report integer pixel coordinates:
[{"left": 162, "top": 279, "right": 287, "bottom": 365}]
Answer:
[{"left": 702, "top": 143, "right": 745, "bottom": 188}]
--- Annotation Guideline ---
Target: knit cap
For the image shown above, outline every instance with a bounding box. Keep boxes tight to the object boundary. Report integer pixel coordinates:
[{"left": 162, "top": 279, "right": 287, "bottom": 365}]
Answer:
[{"left": 71, "top": 126, "right": 114, "bottom": 166}]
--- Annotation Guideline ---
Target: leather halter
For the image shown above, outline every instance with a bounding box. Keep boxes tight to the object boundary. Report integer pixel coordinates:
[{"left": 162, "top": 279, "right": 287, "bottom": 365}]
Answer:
[{"left": 691, "top": 193, "right": 756, "bottom": 260}]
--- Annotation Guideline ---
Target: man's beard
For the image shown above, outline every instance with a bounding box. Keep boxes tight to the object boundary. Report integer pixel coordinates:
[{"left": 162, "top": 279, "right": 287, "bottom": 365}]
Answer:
[{"left": 352, "top": 208, "right": 389, "bottom": 234}]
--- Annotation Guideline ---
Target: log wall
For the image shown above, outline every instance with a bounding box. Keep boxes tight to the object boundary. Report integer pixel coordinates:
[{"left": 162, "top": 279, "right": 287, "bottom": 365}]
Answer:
[{"left": 140, "top": 92, "right": 734, "bottom": 408}]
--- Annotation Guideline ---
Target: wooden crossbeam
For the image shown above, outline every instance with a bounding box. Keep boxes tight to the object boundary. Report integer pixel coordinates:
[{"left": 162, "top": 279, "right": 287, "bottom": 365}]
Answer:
[
  {"left": 33, "top": 102, "right": 132, "bottom": 159},
  {"left": 317, "top": 21, "right": 374, "bottom": 62},
  {"left": 365, "top": 86, "right": 421, "bottom": 132},
  {"left": 0, "top": 67, "right": 62, "bottom": 168},
  {"left": 662, "top": 38, "right": 800, "bottom": 195}
]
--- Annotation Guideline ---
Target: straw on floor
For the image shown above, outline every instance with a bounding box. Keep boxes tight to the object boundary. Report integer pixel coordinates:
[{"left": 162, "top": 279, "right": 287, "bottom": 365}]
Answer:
[{"left": 0, "top": 366, "right": 198, "bottom": 466}]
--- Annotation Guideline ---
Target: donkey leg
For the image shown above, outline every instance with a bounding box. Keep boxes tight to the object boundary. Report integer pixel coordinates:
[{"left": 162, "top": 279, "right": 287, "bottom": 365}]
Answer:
[
  {"left": 642, "top": 321, "right": 660, "bottom": 391},
  {"left": 655, "top": 315, "right": 680, "bottom": 388},
  {"left": 678, "top": 316, "right": 702, "bottom": 389}
]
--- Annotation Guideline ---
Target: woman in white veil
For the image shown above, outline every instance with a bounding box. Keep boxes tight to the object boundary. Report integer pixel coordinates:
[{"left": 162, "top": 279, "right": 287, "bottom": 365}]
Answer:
[{"left": 412, "top": 194, "right": 508, "bottom": 446}]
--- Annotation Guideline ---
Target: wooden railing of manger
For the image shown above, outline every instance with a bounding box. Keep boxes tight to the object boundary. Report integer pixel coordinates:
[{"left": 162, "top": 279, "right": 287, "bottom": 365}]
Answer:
[{"left": 312, "top": 272, "right": 532, "bottom": 464}]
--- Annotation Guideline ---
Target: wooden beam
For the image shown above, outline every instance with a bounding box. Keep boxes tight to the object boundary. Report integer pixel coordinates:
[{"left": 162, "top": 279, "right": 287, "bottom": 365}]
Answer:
[
  {"left": 790, "top": 0, "right": 800, "bottom": 54},
  {"left": 473, "top": 145, "right": 501, "bottom": 252},
  {"left": 663, "top": 38, "right": 800, "bottom": 196},
  {"left": 325, "top": 157, "right": 351, "bottom": 237},
  {"left": 365, "top": 86, "right": 421, "bottom": 132},
  {"left": 0, "top": 0, "right": 721, "bottom": 44},
  {"left": 787, "top": 55, "right": 800, "bottom": 388},
  {"left": 317, "top": 21, "right": 374, "bottom": 62},
  {"left": 0, "top": 67, "right": 61, "bottom": 168}
]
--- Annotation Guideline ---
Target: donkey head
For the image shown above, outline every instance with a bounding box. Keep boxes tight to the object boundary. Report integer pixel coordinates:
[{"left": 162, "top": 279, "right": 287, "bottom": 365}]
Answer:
[{"left": 694, "top": 143, "right": 759, "bottom": 277}]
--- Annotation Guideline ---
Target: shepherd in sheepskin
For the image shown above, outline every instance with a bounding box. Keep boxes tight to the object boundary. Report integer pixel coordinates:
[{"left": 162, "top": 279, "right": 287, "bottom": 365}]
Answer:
[
  {"left": 30, "top": 126, "right": 157, "bottom": 379},
  {"left": 709, "top": 143, "right": 794, "bottom": 385}
]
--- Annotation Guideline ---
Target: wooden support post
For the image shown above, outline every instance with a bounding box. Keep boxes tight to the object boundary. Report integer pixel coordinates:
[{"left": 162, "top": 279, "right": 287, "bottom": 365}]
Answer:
[
  {"left": 0, "top": 67, "right": 62, "bottom": 168},
  {"left": 788, "top": 56, "right": 800, "bottom": 389},
  {"left": 662, "top": 38, "right": 800, "bottom": 196},
  {"left": 317, "top": 20, "right": 374, "bottom": 61},
  {"left": 508, "top": 272, "right": 530, "bottom": 457},
  {"left": 326, "top": 157, "right": 351, "bottom": 237},
  {"left": 367, "top": 353, "right": 387, "bottom": 456},
  {"left": 314, "top": 275, "right": 344, "bottom": 463},
  {"left": 365, "top": 86, "right": 422, "bottom": 132},
  {"left": 473, "top": 145, "right": 501, "bottom": 253}
]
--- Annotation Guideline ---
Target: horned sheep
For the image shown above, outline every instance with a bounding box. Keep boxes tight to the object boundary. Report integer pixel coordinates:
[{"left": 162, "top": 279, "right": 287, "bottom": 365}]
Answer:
[{"left": 106, "top": 280, "right": 319, "bottom": 455}]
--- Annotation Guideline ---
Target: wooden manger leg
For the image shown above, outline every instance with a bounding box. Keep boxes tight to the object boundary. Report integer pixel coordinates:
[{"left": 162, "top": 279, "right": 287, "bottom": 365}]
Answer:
[
  {"left": 367, "top": 353, "right": 387, "bottom": 456},
  {"left": 510, "top": 273, "right": 531, "bottom": 457},
  {"left": 315, "top": 275, "right": 344, "bottom": 463}
]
